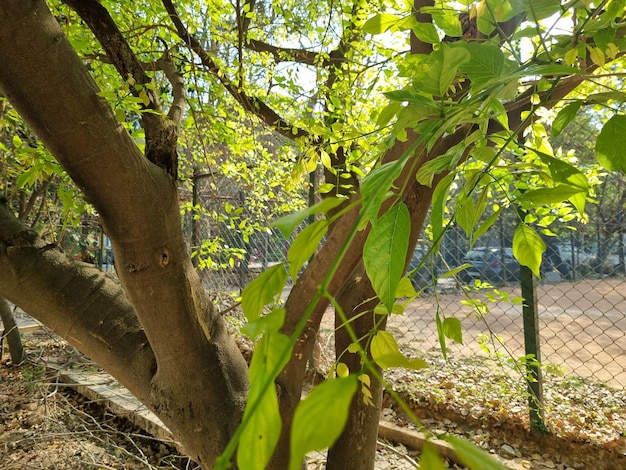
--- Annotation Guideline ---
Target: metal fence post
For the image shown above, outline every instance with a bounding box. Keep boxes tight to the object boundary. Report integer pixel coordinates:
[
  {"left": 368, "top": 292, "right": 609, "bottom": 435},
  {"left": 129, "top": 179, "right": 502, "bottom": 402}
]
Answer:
[{"left": 520, "top": 263, "right": 548, "bottom": 433}]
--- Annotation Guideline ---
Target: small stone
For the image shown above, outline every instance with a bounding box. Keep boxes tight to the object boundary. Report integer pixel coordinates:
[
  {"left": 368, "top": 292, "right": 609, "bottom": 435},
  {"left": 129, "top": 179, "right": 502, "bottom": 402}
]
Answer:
[
  {"left": 499, "top": 444, "right": 517, "bottom": 459},
  {"left": 544, "top": 460, "right": 556, "bottom": 469}
]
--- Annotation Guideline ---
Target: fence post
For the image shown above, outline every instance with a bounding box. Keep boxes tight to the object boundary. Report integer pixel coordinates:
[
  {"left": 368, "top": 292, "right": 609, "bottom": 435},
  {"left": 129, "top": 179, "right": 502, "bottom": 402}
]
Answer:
[{"left": 520, "top": 264, "right": 548, "bottom": 433}]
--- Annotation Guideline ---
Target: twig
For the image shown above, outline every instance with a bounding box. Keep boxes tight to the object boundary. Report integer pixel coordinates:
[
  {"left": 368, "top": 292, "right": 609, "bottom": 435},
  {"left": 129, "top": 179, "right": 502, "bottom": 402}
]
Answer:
[{"left": 377, "top": 439, "right": 419, "bottom": 468}]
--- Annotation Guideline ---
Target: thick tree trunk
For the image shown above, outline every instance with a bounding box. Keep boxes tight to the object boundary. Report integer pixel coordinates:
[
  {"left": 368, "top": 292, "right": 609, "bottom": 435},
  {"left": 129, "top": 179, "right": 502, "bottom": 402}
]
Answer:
[
  {"left": 0, "top": 296, "right": 24, "bottom": 365},
  {"left": 327, "top": 270, "right": 383, "bottom": 470},
  {"left": 326, "top": 169, "right": 438, "bottom": 468},
  {"left": 0, "top": 2, "right": 248, "bottom": 467}
]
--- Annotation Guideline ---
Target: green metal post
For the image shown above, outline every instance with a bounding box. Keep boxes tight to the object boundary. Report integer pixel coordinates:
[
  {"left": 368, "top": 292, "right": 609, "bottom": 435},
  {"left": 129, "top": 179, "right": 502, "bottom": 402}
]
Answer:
[{"left": 520, "top": 264, "right": 548, "bottom": 433}]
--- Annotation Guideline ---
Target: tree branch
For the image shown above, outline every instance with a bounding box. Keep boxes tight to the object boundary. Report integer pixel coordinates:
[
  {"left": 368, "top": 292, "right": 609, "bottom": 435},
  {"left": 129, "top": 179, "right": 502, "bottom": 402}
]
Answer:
[
  {"left": 246, "top": 39, "right": 325, "bottom": 66},
  {"left": 66, "top": 0, "right": 180, "bottom": 179},
  {"left": 411, "top": 0, "right": 435, "bottom": 55},
  {"left": 162, "top": 0, "right": 306, "bottom": 140},
  {"left": 151, "top": 56, "right": 186, "bottom": 125},
  {"left": 0, "top": 202, "right": 156, "bottom": 404}
]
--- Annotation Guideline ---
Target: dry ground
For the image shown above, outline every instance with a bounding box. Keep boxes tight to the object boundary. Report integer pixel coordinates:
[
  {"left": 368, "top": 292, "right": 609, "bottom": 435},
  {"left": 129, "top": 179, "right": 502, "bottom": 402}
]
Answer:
[{"left": 3, "top": 281, "right": 626, "bottom": 470}]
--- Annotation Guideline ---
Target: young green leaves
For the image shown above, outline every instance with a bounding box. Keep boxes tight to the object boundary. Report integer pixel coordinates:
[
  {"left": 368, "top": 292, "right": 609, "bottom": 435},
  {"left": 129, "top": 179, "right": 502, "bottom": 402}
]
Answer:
[
  {"left": 363, "top": 202, "right": 411, "bottom": 314},
  {"left": 288, "top": 376, "right": 358, "bottom": 470},
  {"left": 596, "top": 114, "right": 626, "bottom": 174}
]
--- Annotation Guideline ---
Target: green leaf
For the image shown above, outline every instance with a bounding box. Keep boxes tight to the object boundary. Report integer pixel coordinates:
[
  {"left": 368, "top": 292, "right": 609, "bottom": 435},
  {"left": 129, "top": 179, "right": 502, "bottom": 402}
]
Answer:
[
  {"left": 237, "top": 382, "right": 281, "bottom": 470},
  {"left": 413, "top": 44, "right": 471, "bottom": 96},
  {"left": 439, "top": 44, "right": 471, "bottom": 95},
  {"left": 585, "top": 91, "right": 626, "bottom": 104},
  {"left": 239, "top": 333, "right": 292, "bottom": 470},
  {"left": 360, "top": 160, "right": 405, "bottom": 222},
  {"left": 473, "top": 207, "right": 501, "bottom": 241},
  {"left": 272, "top": 196, "right": 345, "bottom": 237},
  {"left": 241, "top": 308, "right": 286, "bottom": 339},
  {"left": 289, "top": 376, "right": 358, "bottom": 470},
  {"left": 394, "top": 103, "right": 440, "bottom": 134},
  {"left": 596, "top": 114, "right": 626, "bottom": 173},
  {"left": 517, "top": 185, "right": 584, "bottom": 205},
  {"left": 15, "top": 167, "right": 39, "bottom": 188},
  {"left": 457, "top": 43, "right": 505, "bottom": 85},
  {"left": 12, "top": 134, "right": 23, "bottom": 148},
  {"left": 376, "top": 100, "right": 402, "bottom": 127},
  {"left": 395, "top": 277, "right": 418, "bottom": 298},
  {"left": 523, "top": 64, "right": 582, "bottom": 77},
  {"left": 336, "top": 362, "right": 350, "bottom": 378},
  {"left": 413, "top": 22, "right": 440, "bottom": 44},
  {"left": 374, "top": 303, "right": 404, "bottom": 315},
  {"left": 535, "top": 153, "right": 588, "bottom": 213},
  {"left": 371, "top": 330, "right": 428, "bottom": 370},
  {"left": 384, "top": 89, "right": 438, "bottom": 107},
  {"left": 362, "top": 13, "right": 401, "bottom": 34},
  {"left": 416, "top": 152, "right": 455, "bottom": 186},
  {"left": 420, "top": 442, "right": 448, "bottom": 470},
  {"left": 439, "top": 264, "right": 472, "bottom": 278},
  {"left": 552, "top": 101, "right": 582, "bottom": 137},
  {"left": 510, "top": 0, "right": 560, "bottom": 21},
  {"left": 431, "top": 173, "right": 455, "bottom": 242},
  {"left": 115, "top": 108, "right": 126, "bottom": 123},
  {"left": 512, "top": 224, "right": 546, "bottom": 278},
  {"left": 287, "top": 219, "right": 328, "bottom": 278},
  {"left": 456, "top": 195, "right": 475, "bottom": 238},
  {"left": 445, "top": 435, "right": 510, "bottom": 470},
  {"left": 363, "top": 203, "right": 411, "bottom": 313},
  {"left": 241, "top": 264, "right": 288, "bottom": 321},
  {"left": 477, "top": 0, "right": 516, "bottom": 35},
  {"left": 427, "top": 8, "right": 462, "bottom": 37},
  {"left": 436, "top": 311, "right": 447, "bottom": 359},
  {"left": 442, "top": 317, "right": 463, "bottom": 344}
]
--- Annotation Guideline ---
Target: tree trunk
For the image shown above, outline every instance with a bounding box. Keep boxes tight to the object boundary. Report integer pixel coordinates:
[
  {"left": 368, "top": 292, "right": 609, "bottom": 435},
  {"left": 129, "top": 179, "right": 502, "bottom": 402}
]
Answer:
[
  {"left": 0, "top": 296, "right": 24, "bottom": 365},
  {"left": 0, "top": 2, "right": 248, "bottom": 467},
  {"left": 327, "top": 269, "right": 383, "bottom": 470}
]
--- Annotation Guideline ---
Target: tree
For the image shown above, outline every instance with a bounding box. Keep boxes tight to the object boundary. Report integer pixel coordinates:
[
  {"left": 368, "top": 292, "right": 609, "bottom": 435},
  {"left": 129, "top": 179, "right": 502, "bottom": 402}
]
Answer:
[{"left": 1, "top": 1, "right": 625, "bottom": 469}]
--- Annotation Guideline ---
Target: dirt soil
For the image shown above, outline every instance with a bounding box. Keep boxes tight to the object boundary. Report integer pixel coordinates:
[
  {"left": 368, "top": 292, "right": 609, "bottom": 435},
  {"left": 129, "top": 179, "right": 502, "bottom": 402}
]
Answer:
[
  {"left": 0, "top": 332, "right": 195, "bottom": 470},
  {"left": 2, "top": 329, "right": 626, "bottom": 469}
]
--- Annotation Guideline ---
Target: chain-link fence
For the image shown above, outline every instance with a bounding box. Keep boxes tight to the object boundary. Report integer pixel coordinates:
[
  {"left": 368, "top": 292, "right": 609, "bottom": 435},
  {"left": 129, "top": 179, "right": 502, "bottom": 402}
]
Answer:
[
  {"left": 403, "top": 223, "right": 626, "bottom": 383},
  {"left": 388, "top": 220, "right": 626, "bottom": 432},
  {"left": 58, "top": 178, "right": 626, "bottom": 432},
  {"left": 181, "top": 170, "right": 298, "bottom": 296}
]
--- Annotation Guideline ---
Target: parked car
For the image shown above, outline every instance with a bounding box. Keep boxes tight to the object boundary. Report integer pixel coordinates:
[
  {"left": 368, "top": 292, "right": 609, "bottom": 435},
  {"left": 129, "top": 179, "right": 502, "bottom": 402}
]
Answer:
[
  {"left": 542, "top": 241, "right": 573, "bottom": 280},
  {"left": 460, "top": 247, "right": 519, "bottom": 285}
]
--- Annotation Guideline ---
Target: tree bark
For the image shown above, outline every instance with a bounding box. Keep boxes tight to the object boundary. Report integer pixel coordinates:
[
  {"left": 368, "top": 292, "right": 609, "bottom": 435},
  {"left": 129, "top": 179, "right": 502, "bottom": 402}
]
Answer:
[
  {"left": 0, "top": 296, "right": 24, "bottom": 366},
  {"left": 326, "top": 165, "right": 442, "bottom": 468},
  {"left": 327, "top": 270, "right": 383, "bottom": 470},
  {"left": 0, "top": 2, "right": 248, "bottom": 467}
]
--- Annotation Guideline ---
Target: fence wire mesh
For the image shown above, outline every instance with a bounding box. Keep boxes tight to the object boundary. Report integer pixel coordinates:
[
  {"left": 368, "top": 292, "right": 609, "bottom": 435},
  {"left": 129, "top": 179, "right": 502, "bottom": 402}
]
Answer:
[{"left": 61, "top": 186, "right": 626, "bottom": 428}]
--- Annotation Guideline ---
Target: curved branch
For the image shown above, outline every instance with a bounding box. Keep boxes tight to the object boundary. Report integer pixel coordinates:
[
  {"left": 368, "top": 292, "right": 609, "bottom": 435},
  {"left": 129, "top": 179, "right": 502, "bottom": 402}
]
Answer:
[
  {"left": 162, "top": 0, "right": 306, "bottom": 140},
  {"left": 65, "top": 0, "right": 180, "bottom": 179},
  {"left": 0, "top": 202, "right": 156, "bottom": 404},
  {"left": 152, "top": 56, "right": 186, "bottom": 125},
  {"left": 246, "top": 38, "right": 325, "bottom": 66}
]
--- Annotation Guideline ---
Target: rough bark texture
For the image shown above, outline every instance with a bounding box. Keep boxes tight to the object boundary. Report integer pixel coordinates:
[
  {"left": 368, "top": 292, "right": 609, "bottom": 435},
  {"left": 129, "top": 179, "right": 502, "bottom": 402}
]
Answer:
[
  {"left": 327, "top": 272, "right": 383, "bottom": 470},
  {"left": 0, "top": 2, "right": 248, "bottom": 467},
  {"left": 0, "top": 205, "right": 155, "bottom": 400},
  {"left": 0, "top": 296, "right": 24, "bottom": 366}
]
